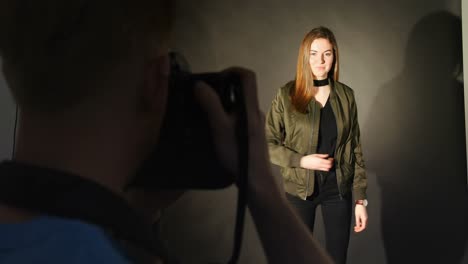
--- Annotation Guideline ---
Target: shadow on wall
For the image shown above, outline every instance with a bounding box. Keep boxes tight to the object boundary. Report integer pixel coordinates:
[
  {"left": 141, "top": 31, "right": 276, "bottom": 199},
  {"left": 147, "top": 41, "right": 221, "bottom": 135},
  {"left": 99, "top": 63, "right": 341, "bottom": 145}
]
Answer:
[{"left": 364, "top": 11, "right": 468, "bottom": 264}]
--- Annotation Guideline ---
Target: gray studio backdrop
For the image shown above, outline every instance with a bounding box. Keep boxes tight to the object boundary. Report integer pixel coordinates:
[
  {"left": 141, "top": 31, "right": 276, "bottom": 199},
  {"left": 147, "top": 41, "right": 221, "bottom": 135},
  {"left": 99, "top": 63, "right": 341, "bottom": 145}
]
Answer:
[{"left": 0, "top": 0, "right": 467, "bottom": 263}]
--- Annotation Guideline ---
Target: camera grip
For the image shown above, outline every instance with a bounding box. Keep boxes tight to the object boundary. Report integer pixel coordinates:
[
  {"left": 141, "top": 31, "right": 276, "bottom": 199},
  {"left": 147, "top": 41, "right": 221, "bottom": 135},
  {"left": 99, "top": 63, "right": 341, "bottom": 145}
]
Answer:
[{"left": 129, "top": 72, "right": 241, "bottom": 190}]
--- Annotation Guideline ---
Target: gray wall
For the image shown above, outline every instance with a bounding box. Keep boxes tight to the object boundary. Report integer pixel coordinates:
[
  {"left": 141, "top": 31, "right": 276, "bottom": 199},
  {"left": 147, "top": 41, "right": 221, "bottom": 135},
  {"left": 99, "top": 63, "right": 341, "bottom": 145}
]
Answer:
[
  {"left": 160, "top": 0, "right": 468, "bottom": 263},
  {"left": 0, "top": 0, "right": 467, "bottom": 263},
  {"left": 463, "top": 0, "right": 468, "bottom": 198}
]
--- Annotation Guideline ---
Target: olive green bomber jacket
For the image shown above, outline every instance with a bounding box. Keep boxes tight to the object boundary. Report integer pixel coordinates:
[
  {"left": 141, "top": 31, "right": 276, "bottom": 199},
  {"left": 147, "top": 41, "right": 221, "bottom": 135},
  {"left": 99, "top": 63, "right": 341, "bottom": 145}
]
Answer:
[{"left": 265, "top": 80, "right": 367, "bottom": 200}]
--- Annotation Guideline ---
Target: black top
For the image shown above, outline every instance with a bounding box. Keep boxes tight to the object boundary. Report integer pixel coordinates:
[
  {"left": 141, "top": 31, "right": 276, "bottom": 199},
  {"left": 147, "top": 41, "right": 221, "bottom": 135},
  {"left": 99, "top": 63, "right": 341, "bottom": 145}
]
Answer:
[
  {"left": 316, "top": 99, "right": 337, "bottom": 157},
  {"left": 307, "top": 98, "right": 339, "bottom": 200}
]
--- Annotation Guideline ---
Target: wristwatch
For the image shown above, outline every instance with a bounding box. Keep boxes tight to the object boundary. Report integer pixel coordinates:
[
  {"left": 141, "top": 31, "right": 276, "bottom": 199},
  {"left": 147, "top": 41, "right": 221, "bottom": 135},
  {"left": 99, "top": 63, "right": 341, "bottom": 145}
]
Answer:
[{"left": 355, "top": 199, "right": 368, "bottom": 207}]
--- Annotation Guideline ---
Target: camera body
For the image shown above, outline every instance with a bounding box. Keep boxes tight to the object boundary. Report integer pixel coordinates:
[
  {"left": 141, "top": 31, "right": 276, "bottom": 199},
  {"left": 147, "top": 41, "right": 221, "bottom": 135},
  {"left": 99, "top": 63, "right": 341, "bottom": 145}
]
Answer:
[{"left": 129, "top": 52, "right": 241, "bottom": 190}]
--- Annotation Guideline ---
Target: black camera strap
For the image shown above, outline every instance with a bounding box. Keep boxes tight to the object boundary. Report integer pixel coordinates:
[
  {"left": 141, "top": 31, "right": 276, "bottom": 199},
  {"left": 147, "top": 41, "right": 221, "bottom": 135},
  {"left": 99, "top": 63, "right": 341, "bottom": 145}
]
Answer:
[
  {"left": 0, "top": 160, "right": 157, "bottom": 254},
  {"left": 228, "top": 79, "right": 249, "bottom": 264}
]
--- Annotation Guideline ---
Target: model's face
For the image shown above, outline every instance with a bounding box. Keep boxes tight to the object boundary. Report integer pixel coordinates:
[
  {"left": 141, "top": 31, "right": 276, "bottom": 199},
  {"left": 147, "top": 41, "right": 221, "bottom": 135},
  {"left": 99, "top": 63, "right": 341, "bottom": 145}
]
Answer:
[{"left": 309, "top": 38, "right": 334, "bottom": 80}]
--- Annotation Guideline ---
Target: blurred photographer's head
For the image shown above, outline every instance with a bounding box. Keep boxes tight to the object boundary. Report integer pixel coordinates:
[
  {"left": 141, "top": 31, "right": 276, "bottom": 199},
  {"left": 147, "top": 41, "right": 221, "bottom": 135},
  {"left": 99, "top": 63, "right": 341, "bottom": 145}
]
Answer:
[
  {"left": 0, "top": 0, "right": 174, "bottom": 187},
  {"left": 0, "top": 0, "right": 172, "bottom": 113}
]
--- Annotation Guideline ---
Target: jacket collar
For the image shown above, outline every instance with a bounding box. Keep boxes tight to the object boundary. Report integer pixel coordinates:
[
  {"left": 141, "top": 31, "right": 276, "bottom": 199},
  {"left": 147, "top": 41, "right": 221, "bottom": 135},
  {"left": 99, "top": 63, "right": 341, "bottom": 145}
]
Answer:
[{"left": 329, "top": 79, "right": 338, "bottom": 100}]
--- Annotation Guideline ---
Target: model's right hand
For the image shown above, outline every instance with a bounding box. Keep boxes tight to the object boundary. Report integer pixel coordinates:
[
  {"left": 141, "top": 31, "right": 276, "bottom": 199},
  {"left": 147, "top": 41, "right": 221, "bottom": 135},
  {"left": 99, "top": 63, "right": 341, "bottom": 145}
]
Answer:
[{"left": 300, "top": 154, "right": 334, "bottom": 171}]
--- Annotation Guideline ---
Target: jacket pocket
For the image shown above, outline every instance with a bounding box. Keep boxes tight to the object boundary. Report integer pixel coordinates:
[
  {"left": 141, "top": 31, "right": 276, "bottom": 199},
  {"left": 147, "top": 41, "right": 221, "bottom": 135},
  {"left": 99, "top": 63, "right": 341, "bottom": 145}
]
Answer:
[
  {"left": 341, "top": 140, "right": 355, "bottom": 164},
  {"left": 281, "top": 167, "right": 305, "bottom": 185},
  {"left": 340, "top": 163, "right": 355, "bottom": 185},
  {"left": 280, "top": 167, "right": 292, "bottom": 182}
]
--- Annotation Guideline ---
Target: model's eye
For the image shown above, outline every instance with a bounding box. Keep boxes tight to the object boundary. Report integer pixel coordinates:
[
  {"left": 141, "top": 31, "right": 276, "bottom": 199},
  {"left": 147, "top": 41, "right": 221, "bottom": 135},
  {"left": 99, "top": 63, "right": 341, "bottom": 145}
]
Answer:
[
  {"left": 325, "top": 52, "right": 332, "bottom": 57},
  {"left": 310, "top": 52, "right": 316, "bottom": 56}
]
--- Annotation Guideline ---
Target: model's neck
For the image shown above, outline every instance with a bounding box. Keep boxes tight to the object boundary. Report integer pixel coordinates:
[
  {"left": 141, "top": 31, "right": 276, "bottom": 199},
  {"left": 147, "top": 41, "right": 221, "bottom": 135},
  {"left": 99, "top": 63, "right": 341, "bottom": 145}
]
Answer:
[{"left": 313, "top": 77, "right": 330, "bottom": 87}]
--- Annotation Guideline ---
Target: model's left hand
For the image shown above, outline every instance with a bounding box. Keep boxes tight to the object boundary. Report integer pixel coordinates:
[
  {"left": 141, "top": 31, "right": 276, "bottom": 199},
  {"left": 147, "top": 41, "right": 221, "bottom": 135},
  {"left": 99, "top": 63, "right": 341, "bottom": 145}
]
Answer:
[{"left": 354, "top": 205, "right": 368, "bottom": 232}]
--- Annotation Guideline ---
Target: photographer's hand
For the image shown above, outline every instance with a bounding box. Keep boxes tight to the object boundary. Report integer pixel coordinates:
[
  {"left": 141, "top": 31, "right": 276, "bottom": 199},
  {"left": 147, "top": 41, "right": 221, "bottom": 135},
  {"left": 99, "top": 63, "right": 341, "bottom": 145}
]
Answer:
[{"left": 194, "top": 68, "right": 332, "bottom": 264}]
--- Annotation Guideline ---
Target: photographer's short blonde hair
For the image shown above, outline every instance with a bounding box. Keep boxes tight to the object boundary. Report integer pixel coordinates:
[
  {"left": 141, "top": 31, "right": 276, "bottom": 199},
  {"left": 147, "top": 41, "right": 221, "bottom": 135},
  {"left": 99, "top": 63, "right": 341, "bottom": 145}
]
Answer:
[{"left": 0, "top": 0, "right": 172, "bottom": 112}]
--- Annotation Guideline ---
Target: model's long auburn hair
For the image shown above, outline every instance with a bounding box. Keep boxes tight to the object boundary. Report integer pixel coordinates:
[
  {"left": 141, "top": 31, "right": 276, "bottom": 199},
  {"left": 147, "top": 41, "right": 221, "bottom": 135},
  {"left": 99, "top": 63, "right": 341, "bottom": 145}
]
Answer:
[{"left": 291, "top": 26, "right": 339, "bottom": 113}]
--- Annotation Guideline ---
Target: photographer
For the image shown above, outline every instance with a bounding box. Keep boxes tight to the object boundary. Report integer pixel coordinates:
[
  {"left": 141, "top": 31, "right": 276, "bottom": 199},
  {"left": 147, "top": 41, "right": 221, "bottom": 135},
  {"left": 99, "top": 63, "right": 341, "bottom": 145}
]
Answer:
[{"left": 0, "top": 1, "right": 332, "bottom": 263}]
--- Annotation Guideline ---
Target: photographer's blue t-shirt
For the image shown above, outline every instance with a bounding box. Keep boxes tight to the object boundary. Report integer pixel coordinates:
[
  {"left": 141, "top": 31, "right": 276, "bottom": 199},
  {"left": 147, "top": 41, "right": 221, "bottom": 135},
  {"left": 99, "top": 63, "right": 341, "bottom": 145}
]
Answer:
[{"left": 0, "top": 215, "right": 132, "bottom": 264}]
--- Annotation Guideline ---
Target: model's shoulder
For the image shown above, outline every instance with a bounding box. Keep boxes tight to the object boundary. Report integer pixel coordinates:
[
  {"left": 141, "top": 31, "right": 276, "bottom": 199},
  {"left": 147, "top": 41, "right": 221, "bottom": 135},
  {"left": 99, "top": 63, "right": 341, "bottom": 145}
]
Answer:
[
  {"left": 333, "top": 80, "right": 354, "bottom": 94},
  {"left": 278, "top": 80, "right": 295, "bottom": 95}
]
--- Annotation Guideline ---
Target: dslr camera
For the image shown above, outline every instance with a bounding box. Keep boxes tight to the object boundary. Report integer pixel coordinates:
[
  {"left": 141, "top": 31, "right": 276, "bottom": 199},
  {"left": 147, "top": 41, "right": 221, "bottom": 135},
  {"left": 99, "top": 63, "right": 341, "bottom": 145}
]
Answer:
[{"left": 129, "top": 52, "right": 243, "bottom": 190}]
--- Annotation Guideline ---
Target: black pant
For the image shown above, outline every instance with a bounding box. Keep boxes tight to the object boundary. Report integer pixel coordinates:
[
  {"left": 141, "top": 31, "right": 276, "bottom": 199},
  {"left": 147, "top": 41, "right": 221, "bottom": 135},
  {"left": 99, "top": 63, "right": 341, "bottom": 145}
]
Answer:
[{"left": 286, "top": 181, "right": 352, "bottom": 264}]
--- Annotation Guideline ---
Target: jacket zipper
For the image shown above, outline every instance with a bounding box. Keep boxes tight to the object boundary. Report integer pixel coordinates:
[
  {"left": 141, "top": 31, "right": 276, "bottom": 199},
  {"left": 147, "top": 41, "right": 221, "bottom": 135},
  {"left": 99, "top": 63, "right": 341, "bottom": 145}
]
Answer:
[
  {"left": 336, "top": 151, "right": 343, "bottom": 200},
  {"left": 304, "top": 103, "right": 316, "bottom": 199}
]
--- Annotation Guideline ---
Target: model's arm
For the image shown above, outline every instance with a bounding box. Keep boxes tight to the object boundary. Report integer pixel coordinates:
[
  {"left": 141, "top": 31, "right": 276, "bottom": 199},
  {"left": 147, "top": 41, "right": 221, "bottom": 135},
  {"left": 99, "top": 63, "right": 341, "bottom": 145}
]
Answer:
[
  {"left": 195, "top": 68, "right": 333, "bottom": 264},
  {"left": 350, "top": 91, "right": 368, "bottom": 233},
  {"left": 350, "top": 92, "right": 367, "bottom": 200},
  {"left": 265, "top": 88, "right": 304, "bottom": 168}
]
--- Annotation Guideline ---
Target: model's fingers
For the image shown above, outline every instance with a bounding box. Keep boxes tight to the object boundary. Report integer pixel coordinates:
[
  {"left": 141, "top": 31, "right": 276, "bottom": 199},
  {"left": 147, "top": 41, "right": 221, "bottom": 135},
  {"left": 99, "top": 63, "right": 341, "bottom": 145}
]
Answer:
[
  {"left": 360, "top": 215, "right": 368, "bottom": 231},
  {"left": 314, "top": 154, "right": 329, "bottom": 159}
]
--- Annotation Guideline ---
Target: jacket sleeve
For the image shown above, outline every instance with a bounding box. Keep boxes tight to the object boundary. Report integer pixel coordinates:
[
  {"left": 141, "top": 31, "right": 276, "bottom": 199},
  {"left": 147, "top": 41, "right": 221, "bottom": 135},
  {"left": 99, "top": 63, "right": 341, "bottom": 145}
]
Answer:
[
  {"left": 265, "top": 88, "right": 303, "bottom": 168},
  {"left": 351, "top": 92, "right": 368, "bottom": 200}
]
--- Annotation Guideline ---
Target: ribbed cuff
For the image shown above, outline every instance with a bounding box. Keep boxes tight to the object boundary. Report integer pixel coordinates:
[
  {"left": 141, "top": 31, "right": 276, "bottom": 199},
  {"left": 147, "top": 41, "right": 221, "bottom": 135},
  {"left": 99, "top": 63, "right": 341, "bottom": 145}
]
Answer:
[
  {"left": 353, "top": 188, "right": 367, "bottom": 201},
  {"left": 289, "top": 153, "right": 303, "bottom": 168}
]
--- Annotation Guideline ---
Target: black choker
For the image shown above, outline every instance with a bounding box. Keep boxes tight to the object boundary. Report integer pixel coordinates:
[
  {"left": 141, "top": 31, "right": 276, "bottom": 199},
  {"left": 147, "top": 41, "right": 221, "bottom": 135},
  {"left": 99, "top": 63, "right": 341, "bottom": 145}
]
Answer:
[{"left": 314, "top": 78, "right": 329, "bottom": 87}]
